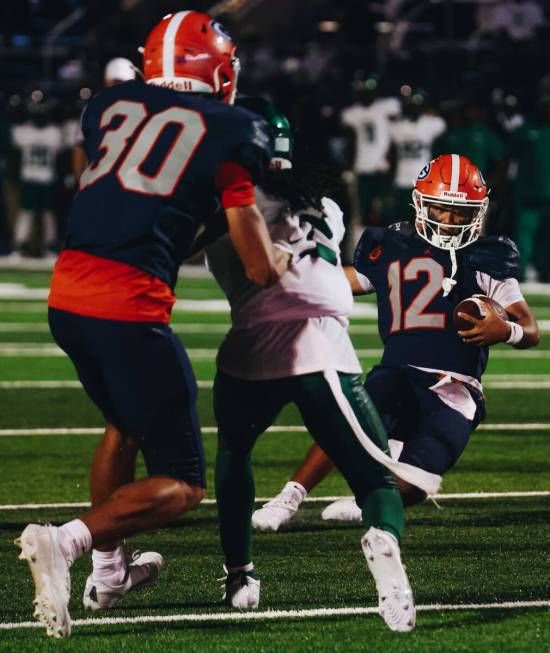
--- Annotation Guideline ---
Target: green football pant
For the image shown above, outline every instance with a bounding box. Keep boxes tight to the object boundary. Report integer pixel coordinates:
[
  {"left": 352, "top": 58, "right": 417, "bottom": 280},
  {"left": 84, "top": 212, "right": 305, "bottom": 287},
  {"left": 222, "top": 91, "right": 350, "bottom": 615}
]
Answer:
[{"left": 214, "top": 370, "right": 404, "bottom": 567}]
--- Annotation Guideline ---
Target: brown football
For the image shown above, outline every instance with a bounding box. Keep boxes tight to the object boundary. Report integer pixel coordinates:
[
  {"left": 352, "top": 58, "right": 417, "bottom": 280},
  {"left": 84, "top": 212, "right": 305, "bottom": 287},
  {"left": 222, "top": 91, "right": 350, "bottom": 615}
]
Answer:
[{"left": 453, "top": 295, "right": 508, "bottom": 331}]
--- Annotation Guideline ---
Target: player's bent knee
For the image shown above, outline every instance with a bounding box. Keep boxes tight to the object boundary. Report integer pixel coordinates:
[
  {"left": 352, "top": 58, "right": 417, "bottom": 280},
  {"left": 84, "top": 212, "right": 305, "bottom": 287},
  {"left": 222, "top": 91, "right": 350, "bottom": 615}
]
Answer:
[
  {"left": 186, "top": 484, "right": 205, "bottom": 508},
  {"left": 170, "top": 480, "right": 204, "bottom": 512}
]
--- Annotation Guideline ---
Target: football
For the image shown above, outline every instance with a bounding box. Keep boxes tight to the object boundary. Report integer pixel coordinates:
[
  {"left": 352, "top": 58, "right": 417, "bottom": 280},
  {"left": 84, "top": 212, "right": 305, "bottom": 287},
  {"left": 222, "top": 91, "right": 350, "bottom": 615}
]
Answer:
[{"left": 453, "top": 295, "right": 508, "bottom": 331}]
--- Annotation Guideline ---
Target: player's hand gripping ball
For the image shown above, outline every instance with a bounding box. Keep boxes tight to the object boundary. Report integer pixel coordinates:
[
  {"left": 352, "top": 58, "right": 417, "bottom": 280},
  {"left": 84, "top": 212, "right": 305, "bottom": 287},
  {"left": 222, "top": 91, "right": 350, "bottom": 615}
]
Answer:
[{"left": 453, "top": 295, "right": 510, "bottom": 346}]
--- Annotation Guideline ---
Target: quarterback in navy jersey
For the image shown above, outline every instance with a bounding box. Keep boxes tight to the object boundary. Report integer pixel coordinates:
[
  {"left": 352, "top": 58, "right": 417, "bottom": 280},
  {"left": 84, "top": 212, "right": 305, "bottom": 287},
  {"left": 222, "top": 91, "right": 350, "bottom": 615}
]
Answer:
[
  {"left": 16, "top": 11, "right": 290, "bottom": 639},
  {"left": 252, "top": 154, "right": 539, "bottom": 530}
]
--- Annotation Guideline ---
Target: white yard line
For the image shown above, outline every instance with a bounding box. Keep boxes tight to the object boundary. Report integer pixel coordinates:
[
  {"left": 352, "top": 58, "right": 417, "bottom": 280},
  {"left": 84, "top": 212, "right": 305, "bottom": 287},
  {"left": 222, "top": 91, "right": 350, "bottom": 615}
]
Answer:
[
  {"left": 0, "top": 380, "right": 214, "bottom": 389},
  {"left": 0, "top": 423, "right": 548, "bottom": 437},
  {"left": 1, "top": 490, "right": 549, "bottom": 511},
  {"left": 3, "top": 344, "right": 550, "bottom": 359},
  {"left": 4, "top": 378, "right": 550, "bottom": 390},
  {"left": 6, "top": 321, "right": 550, "bottom": 334},
  {"left": 0, "top": 425, "right": 306, "bottom": 436},
  {"left": 1, "top": 599, "right": 550, "bottom": 631}
]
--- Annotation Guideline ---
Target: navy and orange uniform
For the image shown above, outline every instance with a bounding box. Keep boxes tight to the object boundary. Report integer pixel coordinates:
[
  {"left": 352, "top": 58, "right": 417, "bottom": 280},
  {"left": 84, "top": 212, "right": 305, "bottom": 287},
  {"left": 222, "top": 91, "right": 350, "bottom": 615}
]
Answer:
[
  {"left": 49, "top": 79, "right": 270, "bottom": 322},
  {"left": 354, "top": 222, "right": 520, "bottom": 380},
  {"left": 47, "top": 81, "right": 271, "bottom": 487},
  {"left": 353, "top": 222, "right": 521, "bottom": 476}
]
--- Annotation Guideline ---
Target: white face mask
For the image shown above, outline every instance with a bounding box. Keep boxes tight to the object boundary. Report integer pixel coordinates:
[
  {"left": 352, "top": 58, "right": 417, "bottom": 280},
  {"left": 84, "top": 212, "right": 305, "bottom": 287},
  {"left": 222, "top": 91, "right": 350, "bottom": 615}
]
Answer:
[{"left": 412, "top": 189, "right": 489, "bottom": 250}]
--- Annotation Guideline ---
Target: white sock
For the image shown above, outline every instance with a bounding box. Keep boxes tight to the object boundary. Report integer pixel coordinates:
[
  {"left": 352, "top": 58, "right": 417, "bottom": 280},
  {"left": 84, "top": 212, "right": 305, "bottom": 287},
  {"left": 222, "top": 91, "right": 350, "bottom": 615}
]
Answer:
[
  {"left": 58, "top": 519, "right": 93, "bottom": 566},
  {"left": 92, "top": 546, "right": 127, "bottom": 585},
  {"left": 284, "top": 481, "right": 307, "bottom": 500}
]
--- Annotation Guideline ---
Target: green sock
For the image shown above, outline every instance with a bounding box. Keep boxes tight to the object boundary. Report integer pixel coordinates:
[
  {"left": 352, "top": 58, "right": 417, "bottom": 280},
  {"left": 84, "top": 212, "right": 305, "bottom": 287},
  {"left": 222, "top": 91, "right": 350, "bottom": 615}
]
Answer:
[
  {"left": 215, "top": 449, "right": 255, "bottom": 568},
  {"left": 362, "top": 487, "right": 405, "bottom": 544}
]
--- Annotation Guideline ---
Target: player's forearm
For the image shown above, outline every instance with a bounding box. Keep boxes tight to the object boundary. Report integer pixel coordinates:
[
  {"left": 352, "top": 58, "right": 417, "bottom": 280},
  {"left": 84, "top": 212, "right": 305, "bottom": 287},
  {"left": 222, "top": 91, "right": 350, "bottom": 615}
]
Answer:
[
  {"left": 505, "top": 301, "right": 539, "bottom": 349},
  {"left": 344, "top": 265, "right": 369, "bottom": 295},
  {"left": 226, "top": 204, "right": 289, "bottom": 288}
]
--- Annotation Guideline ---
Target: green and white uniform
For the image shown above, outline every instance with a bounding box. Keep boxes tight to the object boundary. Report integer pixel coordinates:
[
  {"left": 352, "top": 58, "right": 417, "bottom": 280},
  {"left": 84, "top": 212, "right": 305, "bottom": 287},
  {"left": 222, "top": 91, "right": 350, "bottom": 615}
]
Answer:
[
  {"left": 207, "top": 189, "right": 440, "bottom": 568},
  {"left": 11, "top": 121, "right": 63, "bottom": 251}
]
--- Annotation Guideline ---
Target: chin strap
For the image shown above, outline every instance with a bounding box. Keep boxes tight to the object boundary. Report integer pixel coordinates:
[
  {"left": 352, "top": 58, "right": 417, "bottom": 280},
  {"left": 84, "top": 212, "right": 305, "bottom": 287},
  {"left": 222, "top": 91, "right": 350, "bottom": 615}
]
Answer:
[{"left": 441, "top": 246, "right": 457, "bottom": 297}]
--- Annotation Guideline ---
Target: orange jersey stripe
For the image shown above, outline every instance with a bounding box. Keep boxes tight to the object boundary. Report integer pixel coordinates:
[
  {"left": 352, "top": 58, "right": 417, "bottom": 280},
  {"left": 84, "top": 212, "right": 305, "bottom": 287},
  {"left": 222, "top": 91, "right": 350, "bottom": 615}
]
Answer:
[{"left": 48, "top": 250, "right": 176, "bottom": 323}]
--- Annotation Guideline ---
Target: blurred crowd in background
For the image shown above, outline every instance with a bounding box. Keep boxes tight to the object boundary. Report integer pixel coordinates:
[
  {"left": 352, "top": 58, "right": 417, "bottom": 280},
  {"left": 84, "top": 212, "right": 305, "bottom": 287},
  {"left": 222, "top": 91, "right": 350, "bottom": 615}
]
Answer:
[{"left": 0, "top": 0, "right": 549, "bottom": 280}]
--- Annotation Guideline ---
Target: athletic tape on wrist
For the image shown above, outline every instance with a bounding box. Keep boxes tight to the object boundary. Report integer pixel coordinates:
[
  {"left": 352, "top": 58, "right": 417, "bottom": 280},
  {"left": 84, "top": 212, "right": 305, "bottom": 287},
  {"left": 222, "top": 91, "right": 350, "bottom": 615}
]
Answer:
[{"left": 505, "top": 321, "right": 524, "bottom": 345}]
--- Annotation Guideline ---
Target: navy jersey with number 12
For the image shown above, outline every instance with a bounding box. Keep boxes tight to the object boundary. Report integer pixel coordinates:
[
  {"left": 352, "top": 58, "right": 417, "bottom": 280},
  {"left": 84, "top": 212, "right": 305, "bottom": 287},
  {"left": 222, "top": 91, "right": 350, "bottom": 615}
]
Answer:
[{"left": 354, "top": 223, "right": 521, "bottom": 380}]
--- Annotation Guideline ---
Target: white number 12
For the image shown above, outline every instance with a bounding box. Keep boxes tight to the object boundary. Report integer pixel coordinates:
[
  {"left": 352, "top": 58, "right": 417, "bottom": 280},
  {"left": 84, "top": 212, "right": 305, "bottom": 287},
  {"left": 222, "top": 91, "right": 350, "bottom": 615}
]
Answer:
[{"left": 388, "top": 257, "right": 446, "bottom": 332}]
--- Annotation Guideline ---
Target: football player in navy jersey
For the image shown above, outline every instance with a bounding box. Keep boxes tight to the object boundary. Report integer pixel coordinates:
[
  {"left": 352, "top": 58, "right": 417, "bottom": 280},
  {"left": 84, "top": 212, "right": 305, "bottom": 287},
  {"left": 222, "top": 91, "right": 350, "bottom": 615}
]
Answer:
[
  {"left": 253, "top": 153, "right": 539, "bottom": 527},
  {"left": 15, "top": 11, "right": 290, "bottom": 638}
]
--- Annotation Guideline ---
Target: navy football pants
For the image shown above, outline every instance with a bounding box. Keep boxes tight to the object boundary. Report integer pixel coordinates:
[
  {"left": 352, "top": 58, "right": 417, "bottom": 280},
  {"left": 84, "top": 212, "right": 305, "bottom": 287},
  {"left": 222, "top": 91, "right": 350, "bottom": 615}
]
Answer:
[
  {"left": 48, "top": 308, "right": 206, "bottom": 487},
  {"left": 365, "top": 366, "right": 484, "bottom": 475}
]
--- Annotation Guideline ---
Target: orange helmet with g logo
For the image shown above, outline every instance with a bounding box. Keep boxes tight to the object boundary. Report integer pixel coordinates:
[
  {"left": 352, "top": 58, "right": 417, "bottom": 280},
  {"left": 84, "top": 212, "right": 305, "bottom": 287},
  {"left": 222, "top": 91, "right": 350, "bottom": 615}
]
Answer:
[
  {"left": 143, "top": 11, "right": 240, "bottom": 104},
  {"left": 412, "top": 154, "right": 489, "bottom": 250}
]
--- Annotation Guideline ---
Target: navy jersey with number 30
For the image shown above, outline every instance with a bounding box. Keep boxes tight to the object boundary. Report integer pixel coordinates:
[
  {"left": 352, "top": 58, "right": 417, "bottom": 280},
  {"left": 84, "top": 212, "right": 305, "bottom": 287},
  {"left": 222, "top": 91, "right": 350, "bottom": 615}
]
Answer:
[
  {"left": 67, "top": 80, "right": 271, "bottom": 287},
  {"left": 354, "top": 223, "right": 520, "bottom": 379}
]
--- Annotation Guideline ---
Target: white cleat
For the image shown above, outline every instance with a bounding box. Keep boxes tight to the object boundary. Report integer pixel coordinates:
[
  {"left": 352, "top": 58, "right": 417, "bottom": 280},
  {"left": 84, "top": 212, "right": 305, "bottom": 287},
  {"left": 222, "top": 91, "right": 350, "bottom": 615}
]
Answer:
[
  {"left": 83, "top": 551, "right": 164, "bottom": 610},
  {"left": 251, "top": 483, "right": 305, "bottom": 532},
  {"left": 362, "top": 527, "right": 416, "bottom": 633},
  {"left": 221, "top": 567, "right": 261, "bottom": 609},
  {"left": 321, "top": 497, "right": 362, "bottom": 522},
  {"left": 15, "top": 524, "right": 71, "bottom": 638}
]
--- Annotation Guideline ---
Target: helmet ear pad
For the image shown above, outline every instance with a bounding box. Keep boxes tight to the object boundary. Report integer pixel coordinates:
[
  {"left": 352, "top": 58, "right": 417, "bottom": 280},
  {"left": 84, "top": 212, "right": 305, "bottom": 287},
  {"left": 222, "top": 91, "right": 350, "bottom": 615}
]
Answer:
[{"left": 143, "top": 11, "right": 239, "bottom": 103}]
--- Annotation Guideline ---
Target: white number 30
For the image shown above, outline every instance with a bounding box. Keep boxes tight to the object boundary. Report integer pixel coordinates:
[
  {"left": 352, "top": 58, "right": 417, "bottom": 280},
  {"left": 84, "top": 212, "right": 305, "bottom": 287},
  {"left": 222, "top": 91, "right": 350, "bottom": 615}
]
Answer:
[{"left": 79, "top": 100, "right": 207, "bottom": 197}]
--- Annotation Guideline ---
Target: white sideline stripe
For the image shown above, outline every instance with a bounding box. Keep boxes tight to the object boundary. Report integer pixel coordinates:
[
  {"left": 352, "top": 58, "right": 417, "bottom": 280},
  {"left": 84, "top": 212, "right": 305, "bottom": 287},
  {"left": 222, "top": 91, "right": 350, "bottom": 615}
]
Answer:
[
  {"left": 0, "top": 423, "right": 548, "bottom": 437},
  {"left": 4, "top": 344, "right": 550, "bottom": 359},
  {"left": 1, "top": 490, "right": 549, "bottom": 511},
  {"left": 3, "top": 379, "right": 550, "bottom": 390},
  {"left": 2, "top": 600, "right": 550, "bottom": 631}
]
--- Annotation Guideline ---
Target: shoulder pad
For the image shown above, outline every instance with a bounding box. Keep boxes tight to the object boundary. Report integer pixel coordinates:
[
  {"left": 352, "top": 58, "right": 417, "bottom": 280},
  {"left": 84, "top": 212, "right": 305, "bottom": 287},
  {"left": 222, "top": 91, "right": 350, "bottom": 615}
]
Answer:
[
  {"left": 353, "top": 227, "right": 387, "bottom": 271},
  {"left": 465, "top": 235, "right": 521, "bottom": 280},
  {"left": 388, "top": 221, "right": 416, "bottom": 236},
  {"left": 228, "top": 112, "right": 272, "bottom": 184}
]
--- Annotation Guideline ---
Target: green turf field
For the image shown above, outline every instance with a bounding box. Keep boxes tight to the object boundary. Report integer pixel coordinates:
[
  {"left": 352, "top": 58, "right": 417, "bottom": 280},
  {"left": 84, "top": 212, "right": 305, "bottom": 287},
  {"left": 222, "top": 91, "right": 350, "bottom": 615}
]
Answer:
[{"left": 0, "top": 266, "right": 549, "bottom": 652}]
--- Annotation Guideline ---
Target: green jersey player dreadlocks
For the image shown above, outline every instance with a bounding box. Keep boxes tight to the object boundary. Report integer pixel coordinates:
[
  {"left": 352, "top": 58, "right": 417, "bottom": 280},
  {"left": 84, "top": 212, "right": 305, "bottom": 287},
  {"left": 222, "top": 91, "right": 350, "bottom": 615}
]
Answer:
[{"left": 205, "top": 97, "right": 441, "bottom": 633}]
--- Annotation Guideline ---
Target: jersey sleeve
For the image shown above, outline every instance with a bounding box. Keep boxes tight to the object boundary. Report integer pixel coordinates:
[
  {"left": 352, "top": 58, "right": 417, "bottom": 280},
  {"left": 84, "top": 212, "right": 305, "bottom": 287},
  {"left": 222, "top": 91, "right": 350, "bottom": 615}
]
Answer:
[
  {"left": 340, "top": 106, "right": 356, "bottom": 129},
  {"left": 353, "top": 227, "right": 386, "bottom": 277},
  {"left": 467, "top": 236, "right": 521, "bottom": 280},
  {"left": 11, "top": 124, "right": 22, "bottom": 148},
  {"left": 475, "top": 272, "right": 524, "bottom": 307},
  {"left": 430, "top": 116, "right": 446, "bottom": 140},
  {"left": 215, "top": 162, "right": 255, "bottom": 209}
]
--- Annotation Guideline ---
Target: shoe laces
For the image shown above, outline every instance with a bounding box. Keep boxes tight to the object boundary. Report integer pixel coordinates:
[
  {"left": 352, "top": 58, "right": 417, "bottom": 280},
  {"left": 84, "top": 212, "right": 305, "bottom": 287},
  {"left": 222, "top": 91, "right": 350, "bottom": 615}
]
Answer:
[{"left": 129, "top": 550, "right": 142, "bottom": 563}]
